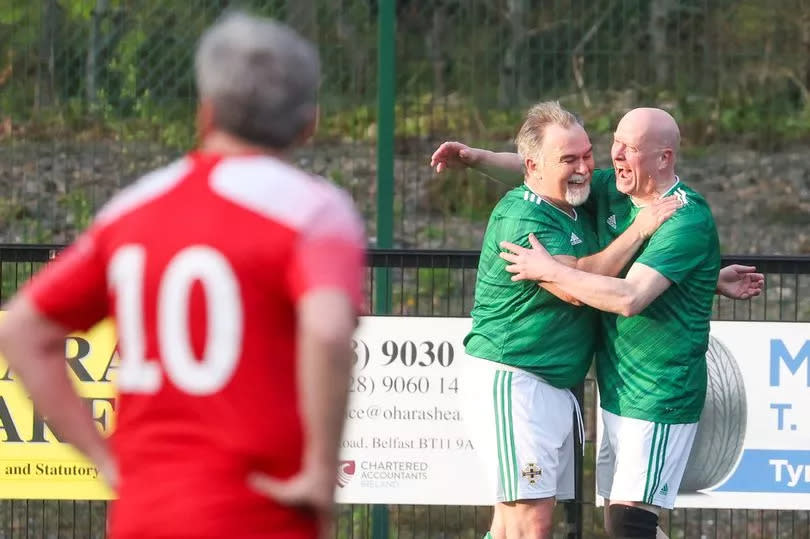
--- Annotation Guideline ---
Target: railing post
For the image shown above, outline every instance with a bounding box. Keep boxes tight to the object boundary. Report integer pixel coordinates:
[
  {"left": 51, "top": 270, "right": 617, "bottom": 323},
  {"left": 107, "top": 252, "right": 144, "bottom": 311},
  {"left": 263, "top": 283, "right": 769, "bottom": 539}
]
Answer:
[{"left": 372, "top": 0, "right": 395, "bottom": 537}]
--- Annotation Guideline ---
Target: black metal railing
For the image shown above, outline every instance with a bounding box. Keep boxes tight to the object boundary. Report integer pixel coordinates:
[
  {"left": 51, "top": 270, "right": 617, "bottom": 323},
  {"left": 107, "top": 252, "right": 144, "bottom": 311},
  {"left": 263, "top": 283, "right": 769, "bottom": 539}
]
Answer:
[{"left": 1, "top": 246, "right": 810, "bottom": 538}]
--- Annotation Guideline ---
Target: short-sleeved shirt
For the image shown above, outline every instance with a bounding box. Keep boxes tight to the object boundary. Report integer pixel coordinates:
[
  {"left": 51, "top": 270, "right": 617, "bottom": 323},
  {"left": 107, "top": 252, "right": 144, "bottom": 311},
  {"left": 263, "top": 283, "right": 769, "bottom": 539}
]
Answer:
[
  {"left": 587, "top": 169, "right": 720, "bottom": 424},
  {"left": 24, "top": 152, "right": 366, "bottom": 539},
  {"left": 465, "top": 184, "right": 599, "bottom": 389}
]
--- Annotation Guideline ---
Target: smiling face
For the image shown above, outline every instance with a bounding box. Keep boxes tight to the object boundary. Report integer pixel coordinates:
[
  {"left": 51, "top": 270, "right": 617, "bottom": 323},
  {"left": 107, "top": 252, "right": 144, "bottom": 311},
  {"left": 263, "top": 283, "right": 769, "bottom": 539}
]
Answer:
[
  {"left": 611, "top": 108, "right": 679, "bottom": 198},
  {"left": 528, "top": 123, "right": 594, "bottom": 207},
  {"left": 516, "top": 102, "right": 595, "bottom": 208}
]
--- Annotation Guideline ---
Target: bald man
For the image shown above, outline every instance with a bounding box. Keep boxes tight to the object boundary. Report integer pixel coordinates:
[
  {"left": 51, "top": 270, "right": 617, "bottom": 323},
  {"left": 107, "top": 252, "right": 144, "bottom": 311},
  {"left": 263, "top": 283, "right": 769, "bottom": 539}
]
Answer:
[{"left": 431, "top": 107, "right": 763, "bottom": 539}]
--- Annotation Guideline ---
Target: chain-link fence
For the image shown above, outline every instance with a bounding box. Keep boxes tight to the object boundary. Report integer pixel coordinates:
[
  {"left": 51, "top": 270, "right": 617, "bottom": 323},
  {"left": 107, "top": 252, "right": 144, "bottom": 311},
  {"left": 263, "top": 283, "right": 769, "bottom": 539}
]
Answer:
[{"left": 2, "top": 1, "right": 810, "bottom": 251}]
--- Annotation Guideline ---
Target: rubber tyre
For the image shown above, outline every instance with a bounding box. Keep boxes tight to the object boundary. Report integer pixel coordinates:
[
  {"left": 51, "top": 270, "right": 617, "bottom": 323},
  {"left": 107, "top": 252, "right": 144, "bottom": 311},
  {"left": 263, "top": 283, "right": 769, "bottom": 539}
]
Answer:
[{"left": 679, "top": 335, "right": 747, "bottom": 492}]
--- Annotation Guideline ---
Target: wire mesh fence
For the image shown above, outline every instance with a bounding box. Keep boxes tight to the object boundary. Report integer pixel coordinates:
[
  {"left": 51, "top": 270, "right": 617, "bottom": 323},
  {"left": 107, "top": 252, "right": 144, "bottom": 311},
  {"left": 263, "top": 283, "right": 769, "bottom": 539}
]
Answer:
[
  {"left": 0, "top": 246, "right": 809, "bottom": 537},
  {"left": 2, "top": 2, "right": 810, "bottom": 534},
  {"left": 2, "top": 1, "right": 810, "bottom": 252}
]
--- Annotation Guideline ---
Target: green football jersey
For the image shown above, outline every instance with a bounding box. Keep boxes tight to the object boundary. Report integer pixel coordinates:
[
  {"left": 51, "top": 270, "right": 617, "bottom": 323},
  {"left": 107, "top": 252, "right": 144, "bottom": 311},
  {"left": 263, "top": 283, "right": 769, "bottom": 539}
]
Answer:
[
  {"left": 465, "top": 184, "right": 599, "bottom": 389},
  {"left": 588, "top": 169, "right": 721, "bottom": 423}
]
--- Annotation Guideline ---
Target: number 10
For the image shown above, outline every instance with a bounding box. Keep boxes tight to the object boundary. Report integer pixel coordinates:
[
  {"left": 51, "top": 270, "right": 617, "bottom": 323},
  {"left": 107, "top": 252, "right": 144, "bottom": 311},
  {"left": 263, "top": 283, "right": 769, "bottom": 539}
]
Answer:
[{"left": 109, "top": 245, "right": 244, "bottom": 395}]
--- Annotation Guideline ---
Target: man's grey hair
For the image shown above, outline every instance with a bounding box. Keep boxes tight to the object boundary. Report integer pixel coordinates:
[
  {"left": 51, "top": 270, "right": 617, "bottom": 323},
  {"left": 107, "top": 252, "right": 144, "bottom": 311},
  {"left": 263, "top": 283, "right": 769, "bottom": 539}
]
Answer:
[
  {"left": 514, "top": 101, "right": 581, "bottom": 163},
  {"left": 195, "top": 12, "right": 320, "bottom": 149}
]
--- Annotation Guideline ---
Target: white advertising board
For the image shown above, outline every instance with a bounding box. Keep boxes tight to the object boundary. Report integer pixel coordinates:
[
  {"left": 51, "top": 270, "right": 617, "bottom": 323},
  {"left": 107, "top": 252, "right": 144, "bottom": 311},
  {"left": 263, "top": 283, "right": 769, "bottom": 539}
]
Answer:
[
  {"left": 337, "top": 317, "right": 810, "bottom": 510},
  {"left": 334, "top": 316, "right": 492, "bottom": 505}
]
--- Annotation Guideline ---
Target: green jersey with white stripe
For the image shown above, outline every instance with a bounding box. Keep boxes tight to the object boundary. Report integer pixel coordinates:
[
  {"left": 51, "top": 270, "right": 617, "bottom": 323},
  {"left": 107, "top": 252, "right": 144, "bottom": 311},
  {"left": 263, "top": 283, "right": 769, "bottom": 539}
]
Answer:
[
  {"left": 465, "top": 184, "right": 598, "bottom": 389},
  {"left": 588, "top": 169, "right": 721, "bottom": 423}
]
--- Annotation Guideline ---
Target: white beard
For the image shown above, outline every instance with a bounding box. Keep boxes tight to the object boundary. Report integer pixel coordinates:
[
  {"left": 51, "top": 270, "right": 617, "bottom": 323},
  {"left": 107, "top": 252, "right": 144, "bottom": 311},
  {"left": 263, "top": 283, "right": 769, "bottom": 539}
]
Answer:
[{"left": 565, "top": 177, "right": 591, "bottom": 206}]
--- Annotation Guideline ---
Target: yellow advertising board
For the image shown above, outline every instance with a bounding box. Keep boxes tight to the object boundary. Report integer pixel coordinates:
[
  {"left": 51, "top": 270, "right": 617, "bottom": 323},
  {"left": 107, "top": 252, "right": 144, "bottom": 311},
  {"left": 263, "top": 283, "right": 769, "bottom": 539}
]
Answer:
[{"left": 0, "top": 318, "right": 117, "bottom": 500}]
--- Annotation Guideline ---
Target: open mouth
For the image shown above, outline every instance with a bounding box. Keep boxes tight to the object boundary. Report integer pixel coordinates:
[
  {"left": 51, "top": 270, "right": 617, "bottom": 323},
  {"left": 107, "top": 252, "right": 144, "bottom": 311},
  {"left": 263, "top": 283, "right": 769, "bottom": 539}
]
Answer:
[
  {"left": 568, "top": 175, "right": 588, "bottom": 186},
  {"left": 615, "top": 165, "right": 632, "bottom": 179}
]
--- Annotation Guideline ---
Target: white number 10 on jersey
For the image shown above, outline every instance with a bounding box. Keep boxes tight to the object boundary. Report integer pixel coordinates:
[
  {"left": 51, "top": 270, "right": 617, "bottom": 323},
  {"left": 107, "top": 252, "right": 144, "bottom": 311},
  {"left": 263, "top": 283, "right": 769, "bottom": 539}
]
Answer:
[{"left": 109, "top": 245, "right": 244, "bottom": 395}]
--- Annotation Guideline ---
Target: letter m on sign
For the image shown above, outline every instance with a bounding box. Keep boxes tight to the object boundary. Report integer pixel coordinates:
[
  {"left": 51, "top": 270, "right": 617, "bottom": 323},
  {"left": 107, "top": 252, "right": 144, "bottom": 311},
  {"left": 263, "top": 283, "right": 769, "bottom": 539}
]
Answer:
[{"left": 770, "top": 339, "right": 810, "bottom": 386}]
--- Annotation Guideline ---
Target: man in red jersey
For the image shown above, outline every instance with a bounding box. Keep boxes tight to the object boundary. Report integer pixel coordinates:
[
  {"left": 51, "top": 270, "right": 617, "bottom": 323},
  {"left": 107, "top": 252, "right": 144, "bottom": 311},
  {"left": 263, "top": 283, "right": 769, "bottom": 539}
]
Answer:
[{"left": 0, "top": 12, "right": 364, "bottom": 539}]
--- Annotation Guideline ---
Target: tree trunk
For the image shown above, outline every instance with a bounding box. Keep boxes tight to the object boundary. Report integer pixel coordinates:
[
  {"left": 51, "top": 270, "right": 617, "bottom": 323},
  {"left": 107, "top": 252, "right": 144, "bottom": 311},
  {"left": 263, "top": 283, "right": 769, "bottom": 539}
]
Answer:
[
  {"left": 287, "top": 0, "right": 318, "bottom": 43},
  {"left": 86, "top": 0, "right": 109, "bottom": 104},
  {"left": 801, "top": 5, "right": 810, "bottom": 89},
  {"left": 334, "top": 0, "right": 370, "bottom": 96},
  {"left": 649, "top": 0, "right": 676, "bottom": 87},
  {"left": 426, "top": 4, "right": 446, "bottom": 97},
  {"left": 35, "top": 0, "right": 60, "bottom": 110},
  {"left": 498, "top": 0, "right": 528, "bottom": 107}
]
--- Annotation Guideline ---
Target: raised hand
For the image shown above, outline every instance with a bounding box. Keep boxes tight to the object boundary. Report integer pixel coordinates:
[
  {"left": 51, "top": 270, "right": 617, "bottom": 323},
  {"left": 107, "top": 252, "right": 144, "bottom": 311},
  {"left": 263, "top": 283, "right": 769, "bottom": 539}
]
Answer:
[
  {"left": 430, "top": 141, "right": 480, "bottom": 173},
  {"left": 717, "top": 265, "right": 765, "bottom": 300},
  {"left": 632, "top": 195, "right": 683, "bottom": 239}
]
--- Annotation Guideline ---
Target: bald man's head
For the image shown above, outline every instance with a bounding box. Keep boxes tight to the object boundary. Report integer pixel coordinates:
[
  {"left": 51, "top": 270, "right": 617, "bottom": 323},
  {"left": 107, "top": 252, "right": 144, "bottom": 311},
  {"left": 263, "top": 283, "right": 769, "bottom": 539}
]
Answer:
[
  {"left": 611, "top": 108, "right": 681, "bottom": 197},
  {"left": 617, "top": 108, "right": 681, "bottom": 154}
]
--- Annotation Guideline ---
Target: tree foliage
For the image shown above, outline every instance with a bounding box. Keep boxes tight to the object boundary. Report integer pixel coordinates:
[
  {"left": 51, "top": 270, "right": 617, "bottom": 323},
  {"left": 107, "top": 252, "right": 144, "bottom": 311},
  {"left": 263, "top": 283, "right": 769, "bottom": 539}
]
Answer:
[{"left": 1, "top": 0, "right": 810, "bottom": 148}]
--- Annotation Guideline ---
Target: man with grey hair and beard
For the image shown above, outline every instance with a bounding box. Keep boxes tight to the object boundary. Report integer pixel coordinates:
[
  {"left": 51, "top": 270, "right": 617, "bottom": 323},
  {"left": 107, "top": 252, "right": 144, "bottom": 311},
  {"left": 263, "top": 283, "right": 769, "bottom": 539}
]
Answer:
[
  {"left": 0, "top": 12, "right": 364, "bottom": 539},
  {"left": 461, "top": 101, "right": 679, "bottom": 539}
]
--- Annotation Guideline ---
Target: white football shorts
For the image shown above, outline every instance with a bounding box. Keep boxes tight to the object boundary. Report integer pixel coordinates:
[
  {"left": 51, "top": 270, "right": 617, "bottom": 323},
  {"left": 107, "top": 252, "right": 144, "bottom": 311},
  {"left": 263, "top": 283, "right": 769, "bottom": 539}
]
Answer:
[
  {"left": 597, "top": 409, "right": 698, "bottom": 509},
  {"left": 464, "top": 357, "right": 582, "bottom": 502}
]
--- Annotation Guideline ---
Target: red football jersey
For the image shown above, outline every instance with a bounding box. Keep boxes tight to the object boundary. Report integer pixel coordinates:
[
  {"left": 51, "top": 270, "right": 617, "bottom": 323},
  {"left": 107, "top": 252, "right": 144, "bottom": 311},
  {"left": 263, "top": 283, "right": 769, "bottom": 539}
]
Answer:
[{"left": 25, "top": 152, "right": 366, "bottom": 539}]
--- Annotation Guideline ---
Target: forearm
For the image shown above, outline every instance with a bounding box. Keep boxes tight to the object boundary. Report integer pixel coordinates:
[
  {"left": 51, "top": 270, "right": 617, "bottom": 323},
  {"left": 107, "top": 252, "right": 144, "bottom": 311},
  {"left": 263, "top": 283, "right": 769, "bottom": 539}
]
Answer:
[
  {"left": 577, "top": 224, "right": 644, "bottom": 276},
  {"left": 473, "top": 151, "right": 524, "bottom": 185},
  {"left": 546, "top": 263, "right": 638, "bottom": 316},
  {"left": 298, "top": 336, "right": 352, "bottom": 467},
  {"left": 4, "top": 339, "right": 110, "bottom": 467},
  {"left": 539, "top": 282, "right": 583, "bottom": 306}
]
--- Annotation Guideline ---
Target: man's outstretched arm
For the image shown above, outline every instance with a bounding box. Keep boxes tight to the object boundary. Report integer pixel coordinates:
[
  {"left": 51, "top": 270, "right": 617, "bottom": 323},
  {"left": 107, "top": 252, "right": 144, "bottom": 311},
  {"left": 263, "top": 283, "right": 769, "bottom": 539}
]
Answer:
[
  {"left": 574, "top": 196, "right": 681, "bottom": 276},
  {"left": 535, "top": 195, "right": 680, "bottom": 306},
  {"left": 430, "top": 141, "right": 523, "bottom": 185},
  {"left": 503, "top": 230, "right": 764, "bottom": 302},
  {"left": 501, "top": 234, "right": 671, "bottom": 316}
]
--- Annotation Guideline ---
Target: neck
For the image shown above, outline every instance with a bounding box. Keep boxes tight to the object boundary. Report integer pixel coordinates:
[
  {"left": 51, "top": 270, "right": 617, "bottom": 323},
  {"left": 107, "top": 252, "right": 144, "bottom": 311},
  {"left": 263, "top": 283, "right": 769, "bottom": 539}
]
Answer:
[
  {"left": 630, "top": 173, "right": 678, "bottom": 207},
  {"left": 525, "top": 181, "right": 575, "bottom": 216},
  {"left": 199, "top": 131, "right": 287, "bottom": 159}
]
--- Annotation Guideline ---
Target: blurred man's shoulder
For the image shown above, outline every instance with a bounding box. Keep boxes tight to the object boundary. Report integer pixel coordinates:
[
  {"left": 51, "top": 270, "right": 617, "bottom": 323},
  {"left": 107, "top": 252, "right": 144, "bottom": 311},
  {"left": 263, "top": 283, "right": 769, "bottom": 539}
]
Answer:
[
  {"left": 96, "top": 157, "right": 194, "bottom": 226},
  {"left": 207, "top": 156, "right": 361, "bottom": 231}
]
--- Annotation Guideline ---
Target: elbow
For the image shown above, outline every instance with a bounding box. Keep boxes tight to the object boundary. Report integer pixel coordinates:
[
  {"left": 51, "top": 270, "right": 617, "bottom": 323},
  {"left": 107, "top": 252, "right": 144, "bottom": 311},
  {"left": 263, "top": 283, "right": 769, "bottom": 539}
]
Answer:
[
  {"left": 303, "top": 310, "right": 358, "bottom": 359},
  {"left": 301, "top": 305, "right": 355, "bottom": 346},
  {"left": 298, "top": 292, "right": 358, "bottom": 355},
  {"left": 573, "top": 260, "right": 589, "bottom": 274},
  {"left": 310, "top": 322, "right": 355, "bottom": 350},
  {"left": 618, "top": 295, "right": 643, "bottom": 317}
]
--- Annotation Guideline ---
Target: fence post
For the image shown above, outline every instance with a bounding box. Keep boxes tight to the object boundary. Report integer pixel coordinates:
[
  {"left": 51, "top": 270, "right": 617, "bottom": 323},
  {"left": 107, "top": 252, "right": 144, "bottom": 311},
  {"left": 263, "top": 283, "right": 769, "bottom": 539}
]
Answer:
[
  {"left": 372, "top": 0, "right": 395, "bottom": 537},
  {"left": 374, "top": 0, "right": 395, "bottom": 315}
]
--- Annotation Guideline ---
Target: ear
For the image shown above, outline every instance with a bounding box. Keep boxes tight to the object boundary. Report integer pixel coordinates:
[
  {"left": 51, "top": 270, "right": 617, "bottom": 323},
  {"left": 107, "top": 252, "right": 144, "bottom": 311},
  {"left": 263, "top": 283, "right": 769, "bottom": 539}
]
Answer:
[
  {"left": 659, "top": 148, "right": 674, "bottom": 170},
  {"left": 524, "top": 157, "right": 538, "bottom": 175}
]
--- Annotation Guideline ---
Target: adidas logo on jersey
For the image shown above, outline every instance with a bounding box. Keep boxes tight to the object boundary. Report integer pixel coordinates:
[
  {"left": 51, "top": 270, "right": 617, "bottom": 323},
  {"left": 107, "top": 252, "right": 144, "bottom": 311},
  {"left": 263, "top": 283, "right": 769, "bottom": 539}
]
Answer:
[
  {"left": 607, "top": 214, "right": 617, "bottom": 230},
  {"left": 659, "top": 483, "right": 669, "bottom": 495},
  {"left": 570, "top": 232, "right": 582, "bottom": 246}
]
